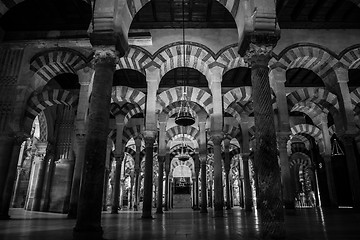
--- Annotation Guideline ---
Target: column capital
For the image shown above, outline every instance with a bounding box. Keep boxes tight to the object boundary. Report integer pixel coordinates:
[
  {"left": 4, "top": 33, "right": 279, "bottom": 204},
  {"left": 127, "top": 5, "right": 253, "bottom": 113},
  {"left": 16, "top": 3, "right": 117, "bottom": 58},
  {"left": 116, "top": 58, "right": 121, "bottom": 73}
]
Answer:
[
  {"left": 276, "top": 132, "right": 290, "bottom": 149},
  {"left": 113, "top": 152, "right": 124, "bottom": 161},
  {"left": 199, "top": 154, "right": 207, "bottom": 163},
  {"left": 92, "top": 49, "right": 118, "bottom": 69},
  {"left": 241, "top": 153, "right": 250, "bottom": 161},
  {"left": 210, "top": 131, "right": 223, "bottom": 145},
  {"left": 243, "top": 33, "right": 278, "bottom": 67},
  {"left": 143, "top": 130, "right": 157, "bottom": 147}
]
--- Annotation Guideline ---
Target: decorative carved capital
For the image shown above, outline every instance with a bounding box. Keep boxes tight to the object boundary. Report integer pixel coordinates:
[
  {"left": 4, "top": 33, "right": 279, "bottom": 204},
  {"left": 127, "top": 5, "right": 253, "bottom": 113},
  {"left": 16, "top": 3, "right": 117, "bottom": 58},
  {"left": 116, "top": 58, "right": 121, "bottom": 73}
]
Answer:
[
  {"left": 92, "top": 49, "right": 118, "bottom": 69},
  {"left": 243, "top": 33, "right": 279, "bottom": 67},
  {"left": 143, "top": 131, "right": 157, "bottom": 147},
  {"left": 277, "top": 133, "right": 290, "bottom": 149},
  {"left": 211, "top": 132, "right": 223, "bottom": 146}
]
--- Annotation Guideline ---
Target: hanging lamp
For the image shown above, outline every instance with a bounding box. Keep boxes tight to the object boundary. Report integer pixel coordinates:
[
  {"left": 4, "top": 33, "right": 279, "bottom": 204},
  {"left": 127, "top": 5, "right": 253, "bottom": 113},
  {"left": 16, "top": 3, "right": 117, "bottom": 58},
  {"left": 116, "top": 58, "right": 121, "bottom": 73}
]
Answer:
[
  {"left": 174, "top": 0, "right": 195, "bottom": 127},
  {"left": 178, "top": 133, "right": 190, "bottom": 161},
  {"left": 331, "top": 138, "right": 344, "bottom": 156}
]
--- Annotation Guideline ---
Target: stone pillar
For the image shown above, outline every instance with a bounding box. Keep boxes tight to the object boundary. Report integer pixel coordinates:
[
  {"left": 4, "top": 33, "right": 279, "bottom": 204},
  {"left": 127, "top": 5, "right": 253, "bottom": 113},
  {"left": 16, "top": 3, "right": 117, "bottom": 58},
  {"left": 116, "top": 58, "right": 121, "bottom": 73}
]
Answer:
[
  {"left": 164, "top": 153, "right": 170, "bottom": 211},
  {"left": 156, "top": 156, "right": 164, "bottom": 214},
  {"left": 245, "top": 35, "right": 284, "bottom": 239},
  {"left": 200, "top": 156, "right": 208, "bottom": 213},
  {"left": 0, "top": 133, "right": 26, "bottom": 219},
  {"left": 111, "top": 153, "right": 123, "bottom": 213},
  {"left": 237, "top": 160, "right": 245, "bottom": 208},
  {"left": 128, "top": 171, "right": 134, "bottom": 210},
  {"left": 30, "top": 142, "right": 48, "bottom": 211},
  {"left": 318, "top": 114, "right": 338, "bottom": 207},
  {"left": 102, "top": 167, "right": 110, "bottom": 211},
  {"left": 142, "top": 131, "right": 156, "bottom": 218},
  {"left": 242, "top": 153, "right": 253, "bottom": 211},
  {"left": 133, "top": 137, "right": 142, "bottom": 211},
  {"left": 39, "top": 146, "right": 55, "bottom": 212},
  {"left": 211, "top": 132, "right": 224, "bottom": 217},
  {"left": 193, "top": 154, "right": 200, "bottom": 210},
  {"left": 277, "top": 132, "right": 295, "bottom": 209},
  {"left": 68, "top": 67, "right": 92, "bottom": 218},
  {"left": 223, "top": 139, "right": 231, "bottom": 210},
  {"left": 0, "top": 134, "right": 15, "bottom": 211},
  {"left": 339, "top": 135, "right": 360, "bottom": 208},
  {"left": 74, "top": 49, "right": 117, "bottom": 239}
]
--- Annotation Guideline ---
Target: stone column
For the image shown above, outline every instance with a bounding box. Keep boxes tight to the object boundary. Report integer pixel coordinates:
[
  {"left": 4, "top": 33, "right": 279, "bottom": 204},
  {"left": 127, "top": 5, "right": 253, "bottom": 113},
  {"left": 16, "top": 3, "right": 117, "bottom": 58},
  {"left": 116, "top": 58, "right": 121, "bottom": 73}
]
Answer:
[
  {"left": 128, "top": 171, "right": 134, "bottom": 210},
  {"left": 142, "top": 131, "right": 156, "bottom": 218},
  {"left": 156, "top": 156, "right": 164, "bottom": 214},
  {"left": 211, "top": 132, "right": 224, "bottom": 217},
  {"left": 0, "top": 133, "right": 26, "bottom": 219},
  {"left": 223, "top": 139, "right": 231, "bottom": 210},
  {"left": 0, "top": 134, "right": 15, "bottom": 211},
  {"left": 133, "top": 137, "right": 142, "bottom": 211},
  {"left": 68, "top": 67, "right": 92, "bottom": 218},
  {"left": 237, "top": 160, "right": 245, "bottom": 208},
  {"left": 111, "top": 153, "right": 123, "bottom": 213},
  {"left": 200, "top": 155, "right": 208, "bottom": 213},
  {"left": 30, "top": 142, "right": 48, "bottom": 211},
  {"left": 164, "top": 153, "right": 170, "bottom": 211},
  {"left": 193, "top": 154, "right": 200, "bottom": 210},
  {"left": 74, "top": 49, "right": 117, "bottom": 239},
  {"left": 277, "top": 133, "right": 295, "bottom": 209},
  {"left": 245, "top": 35, "right": 284, "bottom": 239},
  {"left": 241, "top": 153, "right": 253, "bottom": 211},
  {"left": 339, "top": 135, "right": 360, "bottom": 208},
  {"left": 318, "top": 114, "right": 338, "bottom": 207}
]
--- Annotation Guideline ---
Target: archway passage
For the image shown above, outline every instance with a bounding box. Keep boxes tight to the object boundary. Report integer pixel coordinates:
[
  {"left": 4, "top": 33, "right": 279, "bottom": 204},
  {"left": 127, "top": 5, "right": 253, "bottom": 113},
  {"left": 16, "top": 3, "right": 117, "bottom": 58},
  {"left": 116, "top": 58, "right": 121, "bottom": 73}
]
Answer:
[{"left": 172, "top": 165, "right": 192, "bottom": 208}]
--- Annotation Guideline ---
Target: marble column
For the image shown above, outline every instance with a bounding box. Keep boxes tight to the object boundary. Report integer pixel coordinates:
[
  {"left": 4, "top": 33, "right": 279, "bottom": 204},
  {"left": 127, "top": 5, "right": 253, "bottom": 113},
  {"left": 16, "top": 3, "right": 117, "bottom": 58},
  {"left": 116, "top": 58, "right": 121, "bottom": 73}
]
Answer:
[
  {"left": 211, "top": 132, "right": 224, "bottom": 217},
  {"left": 111, "top": 153, "right": 123, "bottom": 213},
  {"left": 242, "top": 153, "right": 253, "bottom": 211},
  {"left": 318, "top": 114, "right": 338, "bottom": 207},
  {"left": 0, "top": 133, "right": 27, "bottom": 219},
  {"left": 245, "top": 35, "right": 284, "bottom": 239},
  {"left": 339, "top": 135, "right": 360, "bottom": 208},
  {"left": 193, "top": 154, "right": 200, "bottom": 210},
  {"left": 0, "top": 134, "right": 15, "bottom": 211},
  {"left": 223, "top": 139, "right": 231, "bottom": 210},
  {"left": 238, "top": 158, "right": 245, "bottom": 208},
  {"left": 277, "top": 132, "right": 295, "bottom": 209},
  {"left": 68, "top": 67, "right": 92, "bottom": 218},
  {"left": 30, "top": 142, "right": 48, "bottom": 211},
  {"left": 142, "top": 131, "right": 156, "bottom": 218},
  {"left": 74, "top": 49, "right": 117, "bottom": 239},
  {"left": 156, "top": 156, "right": 164, "bottom": 214},
  {"left": 39, "top": 144, "right": 56, "bottom": 212},
  {"left": 200, "top": 156, "right": 208, "bottom": 213},
  {"left": 133, "top": 137, "right": 142, "bottom": 211},
  {"left": 164, "top": 153, "right": 170, "bottom": 211}
]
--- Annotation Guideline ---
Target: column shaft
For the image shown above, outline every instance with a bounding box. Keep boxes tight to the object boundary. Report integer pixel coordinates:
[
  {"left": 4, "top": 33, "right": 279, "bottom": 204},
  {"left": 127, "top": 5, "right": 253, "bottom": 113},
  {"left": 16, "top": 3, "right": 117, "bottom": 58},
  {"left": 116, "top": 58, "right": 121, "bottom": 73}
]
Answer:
[
  {"left": 142, "top": 132, "right": 155, "bottom": 218},
  {"left": 212, "top": 134, "right": 223, "bottom": 216},
  {"left": 74, "top": 50, "right": 117, "bottom": 238},
  {"left": 156, "top": 157, "right": 164, "bottom": 214},
  {"left": 200, "top": 160, "right": 208, "bottom": 213},
  {"left": 111, "top": 156, "right": 122, "bottom": 213}
]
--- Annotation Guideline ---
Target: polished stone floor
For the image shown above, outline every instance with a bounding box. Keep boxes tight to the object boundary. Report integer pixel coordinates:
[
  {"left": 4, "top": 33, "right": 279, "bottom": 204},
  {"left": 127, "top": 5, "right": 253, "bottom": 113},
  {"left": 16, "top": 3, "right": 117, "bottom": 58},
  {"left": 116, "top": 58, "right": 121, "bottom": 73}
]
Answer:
[{"left": 0, "top": 207, "right": 359, "bottom": 240}]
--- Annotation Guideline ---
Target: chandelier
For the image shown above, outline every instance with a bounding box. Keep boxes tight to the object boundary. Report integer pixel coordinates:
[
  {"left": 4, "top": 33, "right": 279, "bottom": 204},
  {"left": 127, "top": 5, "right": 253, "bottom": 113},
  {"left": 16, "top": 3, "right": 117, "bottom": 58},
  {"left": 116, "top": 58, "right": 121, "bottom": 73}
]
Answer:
[
  {"left": 175, "top": 0, "right": 195, "bottom": 127},
  {"left": 177, "top": 134, "right": 190, "bottom": 161},
  {"left": 331, "top": 138, "right": 344, "bottom": 156}
]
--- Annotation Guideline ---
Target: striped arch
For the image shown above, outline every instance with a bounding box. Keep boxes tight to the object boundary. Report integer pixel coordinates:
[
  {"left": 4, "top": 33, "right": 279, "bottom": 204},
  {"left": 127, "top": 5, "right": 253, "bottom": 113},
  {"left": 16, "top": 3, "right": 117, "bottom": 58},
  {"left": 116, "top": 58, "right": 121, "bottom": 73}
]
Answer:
[
  {"left": 340, "top": 46, "right": 360, "bottom": 69},
  {"left": 223, "top": 124, "right": 241, "bottom": 140},
  {"left": 170, "top": 144, "right": 196, "bottom": 160},
  {"left": 157, "top": 86, "right": 213, "bottom": 115},
  {"left": 223, "top": 87, "right": 252, "bottom": 110},
  {"left": 291, "top": 101, "right": 327, "bottom": 127},
  {"left": 153, "top": 43, "right": 216, "bottom": 80},
  {"left": 117, "top": 47, "right": 151, "bottom": 74},
  {"left": 287, "top": 88, "right": 339, "bottom": 115},
  {"left": 351, "top": 87, "right": 360, "bottom": 120},
  {"left": 289, "top": 152, "right": 312, "bottom": 169},
  {"left": 217, "top": 45, "right": 248, "bottom": 74},
  {"left": 166, "top": 126, "right": 199, "bottom": 142},
  {"left": 24, "top": 89, "right": 78, "bottom": 132},
  {"left": 170, "top": 159, "right": 195, "bottom": 176},
  {"left": 30, "top": 48, "right": 87, "bottom": 84},
  {"left": 273, "top": 45, "right": 338, "bottom": 86},
  {"left": 110, "top": 102, "right": 143, "bottom": 125},
  {"left": 225, "top": 101, "right": 253, "bottom": 123},
  {"left": 122, "top": 125, "right": 142, "bottom": 146},
  {"left": 290, "top": 135, "right": 311, "bottom": 150},
  {"left": 164, "top": 101, "right": 202, "bottom": 119},
  {"left": 291, "top": 124, "right": 323, "bottom": 141},
  {"left": 229, "top": 148, "right": 241, "bottom": 160},
  {"left": 111, "top": 86, "right": 146, "bottom": 111},
  {"left": 124, "top": 147, "right": 136, "bottom": 160}
]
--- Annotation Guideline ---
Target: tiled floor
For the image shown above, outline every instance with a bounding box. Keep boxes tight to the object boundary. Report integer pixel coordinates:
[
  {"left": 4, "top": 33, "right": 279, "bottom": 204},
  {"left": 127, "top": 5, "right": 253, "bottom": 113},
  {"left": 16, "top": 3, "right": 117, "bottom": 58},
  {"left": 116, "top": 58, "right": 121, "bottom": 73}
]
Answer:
[{"left": 0, "top": 207, "right": 359, "bottom": 240}]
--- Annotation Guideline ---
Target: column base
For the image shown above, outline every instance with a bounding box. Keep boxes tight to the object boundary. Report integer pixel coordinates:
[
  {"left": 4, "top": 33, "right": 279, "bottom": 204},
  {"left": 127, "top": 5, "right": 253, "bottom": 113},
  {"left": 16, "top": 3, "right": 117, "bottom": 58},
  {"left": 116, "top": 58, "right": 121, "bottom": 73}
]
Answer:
[
  {"left": 156, "top": 209, "right": 163, "bottom": 214},
  {"left": 111, "top": 206, "right": 119, "bottom": 214},
  {"left": 193, "top": 206, "right": 200, "bottom": 210},
  {"left": 73, "top": 226, "right": 103, "bottom": 240},
  {"left": 200, "top": 208, "right": 208, "bottom": 213},
  {"left": 67, "top": 205, "right": 77, "bottom": 219}
]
